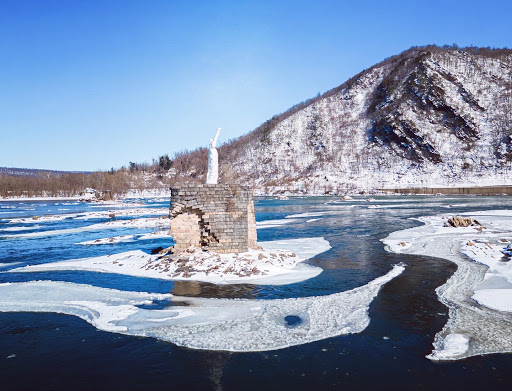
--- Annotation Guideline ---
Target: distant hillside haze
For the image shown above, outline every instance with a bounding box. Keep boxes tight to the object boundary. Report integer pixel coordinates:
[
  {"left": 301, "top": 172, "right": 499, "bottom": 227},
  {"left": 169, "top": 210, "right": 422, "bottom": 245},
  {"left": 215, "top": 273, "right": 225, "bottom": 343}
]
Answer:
[
  {"left": 0, "top": 167, "right": 91, "bottom": 177},
  {"left": 172, "top": 45, "right": 512, "bottom": 192}
]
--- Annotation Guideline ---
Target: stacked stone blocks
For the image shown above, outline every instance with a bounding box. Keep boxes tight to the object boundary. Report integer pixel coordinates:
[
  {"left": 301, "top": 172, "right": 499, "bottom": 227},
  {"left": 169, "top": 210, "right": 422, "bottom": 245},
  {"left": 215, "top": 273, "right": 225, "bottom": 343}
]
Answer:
[{"left": 169, "top": 184, "right": 257, "bottom": 254}]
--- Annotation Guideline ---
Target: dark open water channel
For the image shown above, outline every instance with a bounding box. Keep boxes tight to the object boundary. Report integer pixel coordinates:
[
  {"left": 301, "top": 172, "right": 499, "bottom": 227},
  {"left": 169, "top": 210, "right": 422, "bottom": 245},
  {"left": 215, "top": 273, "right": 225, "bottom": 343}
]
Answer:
[{"left": 1, "top": 196, "right": 512, "bottom": 390}]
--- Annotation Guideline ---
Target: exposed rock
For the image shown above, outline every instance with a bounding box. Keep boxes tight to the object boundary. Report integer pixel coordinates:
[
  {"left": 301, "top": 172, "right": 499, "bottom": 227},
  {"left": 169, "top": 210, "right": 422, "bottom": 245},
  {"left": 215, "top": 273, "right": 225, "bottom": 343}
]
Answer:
[
  {"left": 150, "top": 246, "right": 164, "bottom": 255},
  {"left": 159, "top": 246, "right": 174, "bottom": 255},
  {"left": 444, "top": 216, "right": 485, "bottom": 228}
]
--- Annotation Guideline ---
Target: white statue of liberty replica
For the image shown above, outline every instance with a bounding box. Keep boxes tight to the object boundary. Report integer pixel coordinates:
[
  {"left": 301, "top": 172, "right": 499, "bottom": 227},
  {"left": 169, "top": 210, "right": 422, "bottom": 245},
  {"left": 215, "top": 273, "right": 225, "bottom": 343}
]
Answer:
[{"left": 206, "top": 128, "right": 221, "bottom": 184}]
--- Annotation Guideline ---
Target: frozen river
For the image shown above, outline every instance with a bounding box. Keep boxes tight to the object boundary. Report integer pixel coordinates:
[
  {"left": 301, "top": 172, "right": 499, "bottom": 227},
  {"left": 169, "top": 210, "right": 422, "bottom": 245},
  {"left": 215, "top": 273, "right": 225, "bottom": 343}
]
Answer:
[{"left": 1, "top": 195, "right": 512, "bottom": 390}]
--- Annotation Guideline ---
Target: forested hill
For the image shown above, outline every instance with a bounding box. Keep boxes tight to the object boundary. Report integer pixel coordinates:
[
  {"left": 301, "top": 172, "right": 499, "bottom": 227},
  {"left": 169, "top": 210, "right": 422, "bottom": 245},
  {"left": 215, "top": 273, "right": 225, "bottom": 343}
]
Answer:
[{"left": 172, "top": 45, "right": 512, "bottom": 193}]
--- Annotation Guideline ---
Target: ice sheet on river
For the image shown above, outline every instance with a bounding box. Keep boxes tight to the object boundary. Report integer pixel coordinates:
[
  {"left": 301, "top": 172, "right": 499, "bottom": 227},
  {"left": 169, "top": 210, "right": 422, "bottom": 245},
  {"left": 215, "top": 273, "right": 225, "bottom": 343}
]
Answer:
[
  {"left": 382, "top": 210, "right": 512, "bottom": 361},
  {"left": 0, "top": 264, "right": 404, "bottom": 352},
  {"left": 2, "top": 217, "right": 170, "bottom": 238}
]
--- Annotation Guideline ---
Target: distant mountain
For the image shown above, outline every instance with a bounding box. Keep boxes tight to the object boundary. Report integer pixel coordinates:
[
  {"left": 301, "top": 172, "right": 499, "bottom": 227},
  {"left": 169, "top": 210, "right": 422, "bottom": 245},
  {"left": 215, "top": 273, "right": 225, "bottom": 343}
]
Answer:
[
  {"left": 0, "top": 167, "right": 91, "bottom": 177},
  {"left": 173, "top": 45, "right": 512, "bottom": 193}
]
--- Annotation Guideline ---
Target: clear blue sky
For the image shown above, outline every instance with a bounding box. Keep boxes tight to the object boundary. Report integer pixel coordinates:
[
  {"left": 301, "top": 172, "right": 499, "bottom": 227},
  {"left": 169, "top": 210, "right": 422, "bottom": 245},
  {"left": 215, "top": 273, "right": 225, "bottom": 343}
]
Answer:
[{"left": 1, "top": 0, "right": 511, "bottom": 171}]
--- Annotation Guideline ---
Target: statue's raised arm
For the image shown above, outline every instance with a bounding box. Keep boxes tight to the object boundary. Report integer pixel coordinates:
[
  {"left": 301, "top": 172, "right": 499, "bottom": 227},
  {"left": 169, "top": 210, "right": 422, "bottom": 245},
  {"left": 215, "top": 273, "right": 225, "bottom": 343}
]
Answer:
[
  {"left": 206, "top": 128, "right": 221, "bottom": 184},
  {"left": 212, "top": 128, "right": 221, "bottom": 148}
]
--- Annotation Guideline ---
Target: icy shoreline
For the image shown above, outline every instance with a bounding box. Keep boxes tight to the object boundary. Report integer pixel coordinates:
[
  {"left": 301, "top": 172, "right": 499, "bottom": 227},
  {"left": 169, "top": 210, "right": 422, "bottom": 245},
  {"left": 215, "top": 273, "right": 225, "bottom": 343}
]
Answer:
[{"left": 382, "top": 210, "right": 512, "bottom": 361}]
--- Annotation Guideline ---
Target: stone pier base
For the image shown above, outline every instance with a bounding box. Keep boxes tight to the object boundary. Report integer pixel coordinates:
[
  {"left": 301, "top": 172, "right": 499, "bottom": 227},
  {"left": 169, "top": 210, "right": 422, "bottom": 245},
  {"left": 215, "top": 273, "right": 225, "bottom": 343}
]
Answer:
[{"left": 169, "top": 184, "right": 257, "bottom": 254}]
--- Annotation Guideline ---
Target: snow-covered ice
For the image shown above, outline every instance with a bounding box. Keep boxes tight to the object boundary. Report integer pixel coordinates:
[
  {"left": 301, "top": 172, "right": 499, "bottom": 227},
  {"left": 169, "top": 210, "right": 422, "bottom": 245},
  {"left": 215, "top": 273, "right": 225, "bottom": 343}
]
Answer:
[
  {"left": 256, "top": 219, "right": 298, "bottom": 229},
  {"left": 0, "top": 264, "right": 404, "bottom": 352},
  {"left": 3, "top": 217, "right": 170, "bottom": 239},
  {"left": 76, "top": 235, "right": 137, "bottom": 245},
  {"left": 461, "top": 239, "right": 512, "bottom": 312},
  {"left": 285, "top": 211, "right": 330, "bottom": 219},
  {"left": 76, "top": 231, "right": 172, "bottom": 245},
  {"left": 428, "top": 333, "right": 470, "bottom": 361},
  {"left": 0, "top": 225, "right": 43, "bottom": 232},
  {"left": 383, "top": 210, "right": 512, "bottom": 361},
  {"left": 472, "top": 290, "right": 512, "bottom": 312}
]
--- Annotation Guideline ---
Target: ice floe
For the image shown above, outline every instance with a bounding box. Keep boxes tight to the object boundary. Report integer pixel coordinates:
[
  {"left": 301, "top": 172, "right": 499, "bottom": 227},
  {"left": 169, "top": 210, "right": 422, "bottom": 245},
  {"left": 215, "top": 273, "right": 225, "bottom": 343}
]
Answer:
[
  {"left": 0, "top": 225, "right": 43, "bottom": 232},
  {"left": 472, "top": 289, "right": 512, "bottom": 312},
  {"left": 73, "top": 208, "right": 168, "bottom": 220},
  {"left": 76, "top": 235, "right": 137, "bottom": 245},
  {"left": 0, "top": 263, "right": 404, "bottom": 352},
  {"left": 460, "top": 239, "right": 512, "bottom": 312},
  {"left": 429, "top": 333, "right": 470, "bottom": 360},
  {"left": 3, "top": 217, "right": 170, "bottom": 239},
  {"left": 285, "top": 211, "right": 330, "bottom": 219},
  {"left": 76, "top": 231, "right": 172, "bottom": 245},
  {"left": 0, "top": 262, "right": 22, "bottom": 269},
  {"left": 6, "top": 214, "right": 81, "bottom": 224},
  {"left": 3, "top": 208, "right": 168, "bottom": 225},
  {"left": 256, "top": 219, "right": 298, "bottom": 229},
  {"left": 0, "top": 281, "right": 170, "bottom": 332}
]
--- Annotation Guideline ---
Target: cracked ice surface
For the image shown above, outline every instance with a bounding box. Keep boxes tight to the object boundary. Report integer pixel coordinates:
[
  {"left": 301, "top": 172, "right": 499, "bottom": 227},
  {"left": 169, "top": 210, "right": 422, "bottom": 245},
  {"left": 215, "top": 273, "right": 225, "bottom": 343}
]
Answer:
[{"left": 0, "top": 265, "right": 404, "bottom": 352}]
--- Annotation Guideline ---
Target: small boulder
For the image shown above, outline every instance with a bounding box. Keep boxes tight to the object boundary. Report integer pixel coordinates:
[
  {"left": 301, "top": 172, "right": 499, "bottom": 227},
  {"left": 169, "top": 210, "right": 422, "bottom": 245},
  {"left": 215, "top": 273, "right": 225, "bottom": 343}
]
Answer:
[
  {"left": 444, "top": 216, "right": 485, "bottom": 228},
  {"left": 150, "top": 246, "right": 164, "bottom": 254},
  {"left": 158, "top": 246, "right": 174, "bottom": 255}
]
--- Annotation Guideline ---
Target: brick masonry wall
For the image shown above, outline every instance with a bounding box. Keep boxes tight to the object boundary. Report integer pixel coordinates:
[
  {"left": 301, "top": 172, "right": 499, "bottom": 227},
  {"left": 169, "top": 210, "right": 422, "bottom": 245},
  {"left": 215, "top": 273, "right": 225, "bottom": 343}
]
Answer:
[{"left": 169, "top": 184, "right": 258, "bottom": 254}]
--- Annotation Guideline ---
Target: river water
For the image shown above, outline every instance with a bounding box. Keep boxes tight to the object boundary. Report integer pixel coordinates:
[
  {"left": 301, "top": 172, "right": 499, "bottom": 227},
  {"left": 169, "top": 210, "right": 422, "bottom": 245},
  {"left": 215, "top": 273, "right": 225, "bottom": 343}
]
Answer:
[{"left": 1, "top": 196, "right": 512, "bottom": 390}]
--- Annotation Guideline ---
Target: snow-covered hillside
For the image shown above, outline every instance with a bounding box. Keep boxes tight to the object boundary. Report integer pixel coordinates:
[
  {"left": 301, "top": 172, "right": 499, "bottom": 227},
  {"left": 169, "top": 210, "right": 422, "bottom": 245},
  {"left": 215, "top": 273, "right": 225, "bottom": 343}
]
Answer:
[
  {"left": 222, "top": 47, "right": 512, "bottom": 192},
  {"left": 181, "top": 46, "right": 512, "bottom": 193}
]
